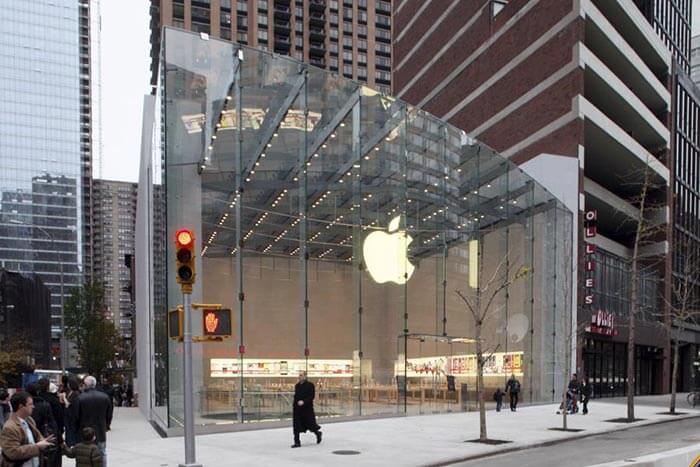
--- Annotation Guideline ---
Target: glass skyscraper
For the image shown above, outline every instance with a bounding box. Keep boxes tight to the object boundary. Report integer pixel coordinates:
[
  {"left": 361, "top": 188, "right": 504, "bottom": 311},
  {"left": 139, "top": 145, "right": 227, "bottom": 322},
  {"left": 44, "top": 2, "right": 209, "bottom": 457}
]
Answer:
[{"left": 0, "top": 0, "right": 88, "bottom": 359}]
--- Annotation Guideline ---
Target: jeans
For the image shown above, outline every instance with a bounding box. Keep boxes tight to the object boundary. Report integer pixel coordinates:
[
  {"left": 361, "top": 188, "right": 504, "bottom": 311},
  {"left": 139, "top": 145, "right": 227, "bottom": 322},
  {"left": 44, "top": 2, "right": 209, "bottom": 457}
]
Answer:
[
  {"left": 496, "top": 400, "right": 502, "bottom": 412},
  {"left": 97, "top": 441, "right": 107, "bottom": 467}
]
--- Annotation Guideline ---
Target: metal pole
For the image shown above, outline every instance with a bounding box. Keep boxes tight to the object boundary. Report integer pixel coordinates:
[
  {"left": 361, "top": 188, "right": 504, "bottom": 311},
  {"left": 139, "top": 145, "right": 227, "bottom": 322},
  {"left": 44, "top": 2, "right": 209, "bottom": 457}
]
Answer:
[
  {"left": 179, "top": 291, "right": 201, "bottom": 467},
  {"left": 60, "top": 255, "right": 65, "bottom": 374}
]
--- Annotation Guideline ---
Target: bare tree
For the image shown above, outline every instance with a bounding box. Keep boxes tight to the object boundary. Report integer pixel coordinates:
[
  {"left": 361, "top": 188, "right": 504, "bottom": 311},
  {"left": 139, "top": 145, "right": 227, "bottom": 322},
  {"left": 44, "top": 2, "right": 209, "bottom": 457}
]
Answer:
[
  {"left": 621, "top": 155, "right": 667, "bottom": 422},
  {"left": 658, "top": 236, "right": 700, "bottom": 414},
  {"left": 456, "top": 243, "right": 530, "bottom": 442}
]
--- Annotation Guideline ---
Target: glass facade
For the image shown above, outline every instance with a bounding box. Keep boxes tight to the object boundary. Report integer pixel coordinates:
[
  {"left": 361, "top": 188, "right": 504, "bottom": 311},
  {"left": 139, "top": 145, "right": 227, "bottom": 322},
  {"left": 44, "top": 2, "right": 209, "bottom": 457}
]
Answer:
[
  {"left": 0, "top": 1, "right": 83, "bottom": 341},
  {"left": 145, "top": 28, "right": 573, "bottom": 430}
]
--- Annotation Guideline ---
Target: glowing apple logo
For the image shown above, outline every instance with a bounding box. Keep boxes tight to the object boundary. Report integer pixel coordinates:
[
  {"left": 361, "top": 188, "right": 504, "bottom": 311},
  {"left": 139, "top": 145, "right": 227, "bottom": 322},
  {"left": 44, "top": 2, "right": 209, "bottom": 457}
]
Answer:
[{"left": 363, "top": 216, "right": 415, "bottom": 284}]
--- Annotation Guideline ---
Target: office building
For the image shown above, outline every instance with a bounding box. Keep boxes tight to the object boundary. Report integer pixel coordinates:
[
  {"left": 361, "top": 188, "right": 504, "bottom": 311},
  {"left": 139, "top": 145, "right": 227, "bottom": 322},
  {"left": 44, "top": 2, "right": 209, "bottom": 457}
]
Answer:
[
  {"left": 0, "top": 0, "right": 99, "bottom": 366},
  {"left": 149, "top": 0, "right": 392, "bottom": 93}
]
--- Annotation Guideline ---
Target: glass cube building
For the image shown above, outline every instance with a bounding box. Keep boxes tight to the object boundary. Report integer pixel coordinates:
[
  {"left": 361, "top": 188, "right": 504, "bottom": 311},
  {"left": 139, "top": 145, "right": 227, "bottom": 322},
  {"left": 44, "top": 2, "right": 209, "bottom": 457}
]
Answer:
[{"left": 137, "top": 28, "right": 574, "bottom": 433}]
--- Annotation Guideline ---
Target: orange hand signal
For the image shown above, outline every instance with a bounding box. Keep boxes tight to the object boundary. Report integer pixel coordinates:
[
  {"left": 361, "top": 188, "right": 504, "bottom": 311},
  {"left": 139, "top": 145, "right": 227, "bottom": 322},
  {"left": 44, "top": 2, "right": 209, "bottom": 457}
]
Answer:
[{"left": 205, "top": 312, "right": 219, "bottom": 333}]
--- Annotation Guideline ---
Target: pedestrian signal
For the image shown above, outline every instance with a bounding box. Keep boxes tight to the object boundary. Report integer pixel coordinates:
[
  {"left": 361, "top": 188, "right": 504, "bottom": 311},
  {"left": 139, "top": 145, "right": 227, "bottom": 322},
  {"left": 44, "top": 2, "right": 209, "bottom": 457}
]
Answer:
[
  {"left": 175, "top": 229, "right": 196, "bottom": 292},
  {"left": 168, "top": 308, "right": 183, "bottom": 340},
  {"left": 202, "top": 308, "right": 232, "bottom": 337}
]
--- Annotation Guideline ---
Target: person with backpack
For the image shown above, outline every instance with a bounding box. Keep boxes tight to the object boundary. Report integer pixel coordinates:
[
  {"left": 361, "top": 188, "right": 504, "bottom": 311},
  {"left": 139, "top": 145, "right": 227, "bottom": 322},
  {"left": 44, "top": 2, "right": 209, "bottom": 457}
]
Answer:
[
  {"left": 505, "top": 374, "right": 521, "bottom": 412},
  {"left": 493, "top": 388, "right": 504, "bottom": 412}
]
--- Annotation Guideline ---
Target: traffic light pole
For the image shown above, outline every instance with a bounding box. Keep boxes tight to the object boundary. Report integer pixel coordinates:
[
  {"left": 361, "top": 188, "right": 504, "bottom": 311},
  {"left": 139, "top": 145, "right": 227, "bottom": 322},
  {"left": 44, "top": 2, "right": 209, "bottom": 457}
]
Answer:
[{"left": 179, "top": 290, "right": 201, "bottom": 467}]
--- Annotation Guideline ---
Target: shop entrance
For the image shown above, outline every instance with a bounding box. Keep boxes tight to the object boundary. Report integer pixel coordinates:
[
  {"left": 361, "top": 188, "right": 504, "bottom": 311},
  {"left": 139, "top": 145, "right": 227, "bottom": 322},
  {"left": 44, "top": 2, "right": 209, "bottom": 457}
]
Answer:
[{"left": 397, "top": 334, "right": 476, "bottom": 415}]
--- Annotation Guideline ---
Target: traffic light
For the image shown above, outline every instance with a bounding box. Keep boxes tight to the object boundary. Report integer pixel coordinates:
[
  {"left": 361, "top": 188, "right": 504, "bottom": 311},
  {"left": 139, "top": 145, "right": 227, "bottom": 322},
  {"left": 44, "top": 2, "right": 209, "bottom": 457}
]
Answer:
[
  {"left": 202, "top": 308, "right": 232, "bottom": 337},
  {"left": 175, "top": 228, "right": 196, "bottom": 293}
]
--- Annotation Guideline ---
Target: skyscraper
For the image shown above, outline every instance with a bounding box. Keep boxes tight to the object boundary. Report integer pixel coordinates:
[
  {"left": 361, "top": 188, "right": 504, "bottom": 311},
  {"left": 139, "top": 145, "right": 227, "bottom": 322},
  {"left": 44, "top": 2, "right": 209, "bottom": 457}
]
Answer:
[
  {"left": 691, "top": 35, "right": 700, "bottom": 85},
  {"left": 149, "top": 0, "right": 392, "bottom": 94},
  {"left": 0, "top": 0, "right": 98, "bottom": 366},
  {"left": 92, "top": 180, "right": 137, "bottom": 344}
]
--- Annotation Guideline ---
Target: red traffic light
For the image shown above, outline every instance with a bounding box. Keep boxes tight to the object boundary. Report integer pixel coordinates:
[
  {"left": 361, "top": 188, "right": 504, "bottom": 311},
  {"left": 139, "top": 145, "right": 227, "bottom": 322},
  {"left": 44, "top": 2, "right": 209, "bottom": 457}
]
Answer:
[{"left": 175, "top": 229, "right": 196, "bottom": 289}]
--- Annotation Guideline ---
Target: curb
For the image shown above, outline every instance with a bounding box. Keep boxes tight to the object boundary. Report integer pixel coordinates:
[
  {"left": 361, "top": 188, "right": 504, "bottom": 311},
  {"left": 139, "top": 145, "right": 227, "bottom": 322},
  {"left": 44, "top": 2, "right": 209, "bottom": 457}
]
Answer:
[{"left": 425, "top": 413, "right": 700, "bottom": 467}]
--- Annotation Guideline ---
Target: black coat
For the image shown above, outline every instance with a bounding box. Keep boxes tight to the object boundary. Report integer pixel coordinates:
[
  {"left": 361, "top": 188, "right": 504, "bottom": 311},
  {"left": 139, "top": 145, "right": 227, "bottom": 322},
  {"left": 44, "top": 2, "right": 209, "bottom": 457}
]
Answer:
[
  {"left": 580, "top": 382, "right": 592, "bottom": 399},
  {"left": 292, "top": 380, "right": 320, "bottom": 433},
  {"left": 76, "top": 389, "right": 113, "bottom": 443},
  {"left": 41, "top": 392, "right": 65, "bottom": 436},
  {"left": 31, "top": 394, "right": 58, "bottom": 438}
]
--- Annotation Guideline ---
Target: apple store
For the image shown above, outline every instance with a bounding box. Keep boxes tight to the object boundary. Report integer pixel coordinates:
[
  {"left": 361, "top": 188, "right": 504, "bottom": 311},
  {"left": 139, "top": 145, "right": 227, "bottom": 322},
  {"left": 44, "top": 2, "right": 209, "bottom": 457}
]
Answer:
[{"left": 136, "top": 28, "right": 574, "bottom": 434}]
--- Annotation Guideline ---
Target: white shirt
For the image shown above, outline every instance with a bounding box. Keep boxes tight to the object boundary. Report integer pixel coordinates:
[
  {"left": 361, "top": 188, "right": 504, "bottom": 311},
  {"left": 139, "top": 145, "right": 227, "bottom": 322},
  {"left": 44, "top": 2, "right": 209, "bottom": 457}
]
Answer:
[{"left": 17, "top": 417, "right": 39, "bottom": 467}]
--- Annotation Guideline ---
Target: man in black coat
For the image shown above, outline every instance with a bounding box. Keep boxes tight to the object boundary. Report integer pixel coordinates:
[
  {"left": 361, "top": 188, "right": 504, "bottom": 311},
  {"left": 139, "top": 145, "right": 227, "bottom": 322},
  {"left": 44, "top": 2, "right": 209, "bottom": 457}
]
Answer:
[
  {"left": 505, "top": 374, "right": 521, "bottom": 412},
  {"left": 77, "top": 376, "right": 113, "bottom": 466},
  {"left": 291, "top": 371, "right": 321, "bottom": 448}
]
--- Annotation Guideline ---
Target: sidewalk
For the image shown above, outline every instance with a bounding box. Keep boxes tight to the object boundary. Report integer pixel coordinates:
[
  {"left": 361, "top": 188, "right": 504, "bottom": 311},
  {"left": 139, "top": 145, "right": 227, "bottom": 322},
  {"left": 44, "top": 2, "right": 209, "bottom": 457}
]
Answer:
[{"left": 69, "top": 395, "right": 700, "bottom": 467}]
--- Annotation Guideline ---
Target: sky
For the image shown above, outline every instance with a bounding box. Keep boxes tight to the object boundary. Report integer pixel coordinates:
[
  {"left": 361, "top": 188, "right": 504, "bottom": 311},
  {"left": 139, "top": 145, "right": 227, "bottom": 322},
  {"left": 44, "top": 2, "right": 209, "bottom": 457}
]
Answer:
[{"left": 98, "top": 2, "right": 700, "bottom": 183}]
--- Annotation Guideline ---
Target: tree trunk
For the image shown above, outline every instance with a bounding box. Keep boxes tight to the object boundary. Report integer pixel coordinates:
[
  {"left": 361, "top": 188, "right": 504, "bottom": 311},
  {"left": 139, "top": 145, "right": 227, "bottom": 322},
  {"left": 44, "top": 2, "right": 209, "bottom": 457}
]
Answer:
[
  {"left": 476, "top": 322, "right": 487, "bottom": 441},
  {"left": 627, "top": 263, "right": 636, "bottom": 422},
  {"left": 670, "top": 329, "right": 680, "bottom": 414}
]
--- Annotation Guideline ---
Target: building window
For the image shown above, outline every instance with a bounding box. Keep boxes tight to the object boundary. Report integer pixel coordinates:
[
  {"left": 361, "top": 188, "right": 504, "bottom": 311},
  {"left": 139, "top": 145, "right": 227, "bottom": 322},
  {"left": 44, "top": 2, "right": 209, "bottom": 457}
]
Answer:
[
  {"left": 343, "top": 21, "right": 352, "bottom": 33},
  {"left": 191, "top": 6, "right": 211, "bottom": 22},
  {"left": 357, "top": 24, "right": 367, "bottom": 37},
  {"left": 358, "top": 66, "right": 367, "bottom": 80},
  {"left": 294, "top": 50, "right": 303, "bottom": 60},
  {"left": 343, "top": 36, "right": 353, "bottom": 48},
  {"left": 329, "top": 13, "right": 338, "bottom": 24},
  {"left": 258, "top": 30, "right": 268, "bottom": 41},
  {"left": 329, "top": 42, "right": 338, "bottom": 54},
  {"left": 343, "top": 51, "right": 353, "bottom": 62},
  {"left": 376, "top": 14, "right": 390, "bottom": 27},
  {"left": 173, "top": 3, "right": 185, "bottom": 19},
  {"left": 295, "top": 22, "right": 303, "bottom": 33},
  {"left": 358, "top": 10, "right": 367, "bottom": 23},
  {"left": 357, "top": 38, "right": 367, "bottom": 50},
  {"left": 295, "top": 5, "right": 303, "bottom": 17},
  {"left": 237, "top": 31, "right": 248, "bottom": 43},
  {"left": 258, "top": 0, "right": 268, "bottom": 11},
  {"left": 221, "top": 0, "right": 232, "bottom": 9},
  {"left": 192, "top": 22, "right": 210, "bottom": 34},
  {"left": 375, "top": 42, "right": 390, "bottom": 55},
  {"left": 258, "top": 14, "right": 268, "bottom": 26},
  {"left": 221, "top": 27, "right": 231, "bottom": 40},
  {"left": 375, "top": 28, "right": 390, "bottom": 41},
  {"left": 330, "top": 57, "right": 338, "bottom": 68},
  {"left": 295, "top": 36, "right": 303, "bottom": 47},
  {"left": 237, "top": 0, "right": 247, "bottom": 12},
  {"left": 375, "top": 70, "right": 390, "bottom": 82},
  {"left": 343, "top": 64, "right": 353, "bottom": 76},
  {"left": 357, "top": 52, "right": 366, "bottom": 64},
  {"left": 343, "top": 7, "right": 353, "bottom": 18},
  {"left": 375, "top": 55, "right": 390, "bottom": 68},
  {"left": 221, "top": 12, "right": 232, "bottom": 25},
  {"left": 329, "top": 0, "right": 338, "bottom": 10},
  {"left": 238, "top": 15, "right": 248, "bottom": 28},
  {"left": 329, "top": 28, "right": 338, "bottom": 39}
]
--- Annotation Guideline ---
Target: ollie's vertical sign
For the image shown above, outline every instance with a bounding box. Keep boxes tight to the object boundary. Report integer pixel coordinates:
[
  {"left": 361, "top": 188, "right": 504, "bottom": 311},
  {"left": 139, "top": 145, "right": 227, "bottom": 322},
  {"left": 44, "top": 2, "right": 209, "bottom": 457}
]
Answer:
[{"left": 584, "top": 210, "right": 597, "bottom": 306}]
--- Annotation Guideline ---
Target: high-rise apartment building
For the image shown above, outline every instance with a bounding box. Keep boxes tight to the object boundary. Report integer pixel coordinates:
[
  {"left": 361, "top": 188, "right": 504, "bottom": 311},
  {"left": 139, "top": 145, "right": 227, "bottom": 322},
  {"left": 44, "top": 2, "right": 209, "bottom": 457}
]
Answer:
[
  {"left": 0, "top": 0, "right": 98, "bottom": 366},
  {"left": 93, "top": 180, "right": 137, "bottom": 342},
  {"left": 149, "top": 0, "right": 392, "bottom": 93},
  {"left": 394, "top": 0, "right": 700, "bottom": 396}
]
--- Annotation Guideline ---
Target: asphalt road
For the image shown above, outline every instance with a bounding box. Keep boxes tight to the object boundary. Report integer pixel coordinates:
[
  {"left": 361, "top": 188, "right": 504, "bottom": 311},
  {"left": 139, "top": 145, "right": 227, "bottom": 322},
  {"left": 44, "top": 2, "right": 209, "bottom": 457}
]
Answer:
[{"left": 452, "top": 416, "right": 700, "bottom": 467}]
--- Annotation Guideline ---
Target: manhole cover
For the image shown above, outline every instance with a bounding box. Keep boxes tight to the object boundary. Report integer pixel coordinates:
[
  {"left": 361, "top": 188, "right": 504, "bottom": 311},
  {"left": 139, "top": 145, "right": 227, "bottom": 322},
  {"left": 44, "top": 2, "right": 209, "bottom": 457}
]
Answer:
[{"left": 333, "top": 450, "right": 361, "bottom": 455}]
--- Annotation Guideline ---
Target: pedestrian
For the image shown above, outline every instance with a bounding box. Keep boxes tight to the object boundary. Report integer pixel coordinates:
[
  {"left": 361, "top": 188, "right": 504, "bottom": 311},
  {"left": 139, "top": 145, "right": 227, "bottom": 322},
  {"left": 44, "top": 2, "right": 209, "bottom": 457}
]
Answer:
[
  {"left": 493, "top": 388, "right": 504, "bottom": 412},
  {"left": 567, "top": 373, "right": 580, "bottom": 414},
  {"left": 291, "top": 371, "right": 322, "bottom": 448},
  {"left": 64, "top": 377, "right": 81, "bottom": 447},
  {"left": 505, "top": 374, "right": 521, "bottom": 412},
  {"left": 0, "top": 391, "right": 55, "bottom": 467},
  {"left": 38, "top": 379, "right": 65, "bottom": 443},
  {"left": 62, "top": 427, "right": 103, "bottom": 467},
  {"left": 0, "top": 390, "right": 11, "bottom": 428},
  {"left": 76, "top": 376, "right": 113, "bottom": 466},
  {"left": 580, "top": 377, "right": 592, "bottom": 415}
]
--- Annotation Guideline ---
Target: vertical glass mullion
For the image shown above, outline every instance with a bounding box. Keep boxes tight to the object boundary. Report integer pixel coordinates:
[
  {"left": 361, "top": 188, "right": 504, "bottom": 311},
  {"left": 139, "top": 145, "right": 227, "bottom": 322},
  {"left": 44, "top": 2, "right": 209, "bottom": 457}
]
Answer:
[
  {"left": 234, "top": 47, "right": 244, "bottom": 423},
  {"left": 299, "top": 69, "right": 309, "bottom": 371},
  {"left": 401, "top": 109, "right": 409, "bottom": 415},
  {"left": 352, "top": 96, "right": 362, "bottom": 416},
  {"left": 525, "top": 182, "right": 535, "bottom": 403}
]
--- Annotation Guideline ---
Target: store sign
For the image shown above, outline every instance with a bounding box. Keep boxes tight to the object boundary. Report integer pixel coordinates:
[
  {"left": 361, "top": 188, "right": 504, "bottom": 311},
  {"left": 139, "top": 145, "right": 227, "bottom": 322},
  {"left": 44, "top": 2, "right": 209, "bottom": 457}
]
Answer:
[
  {"left": 590, "top": 310, "right": 618, "bottom": 336},
  {"left": 584, "top": 210, "right": 597, "bottom": 306}
]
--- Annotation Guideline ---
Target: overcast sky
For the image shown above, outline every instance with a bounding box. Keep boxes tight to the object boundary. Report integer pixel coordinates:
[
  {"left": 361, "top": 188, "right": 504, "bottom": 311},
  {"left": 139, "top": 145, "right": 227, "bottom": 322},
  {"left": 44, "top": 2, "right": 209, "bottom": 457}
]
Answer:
[{"left": 98, "top": 2, "right": 700, "bottom": 183}]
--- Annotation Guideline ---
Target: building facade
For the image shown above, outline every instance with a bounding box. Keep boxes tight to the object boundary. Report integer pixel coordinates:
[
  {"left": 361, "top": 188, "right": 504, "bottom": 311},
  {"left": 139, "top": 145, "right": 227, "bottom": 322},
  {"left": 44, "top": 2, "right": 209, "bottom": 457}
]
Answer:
[
  {"left": 0, "top": 268, "right": 52, "bottom": 370},
  {"left": 136, "top": 28, "right": 573, "bottom": 433},
  {"left": 149, "top": 0, "right": 392, "bottom": 93},
  {"left": 93, "top": 180, "right": 138, "bottom": 344},
  {"left": 0, "top": 0, "right": 98, "bottom": 367},
  {"left": 692, "top": 35, "right": 700, "bottom": 85},
  {"left": 394, "top": 0, "right": 682, "bottom": 396}
]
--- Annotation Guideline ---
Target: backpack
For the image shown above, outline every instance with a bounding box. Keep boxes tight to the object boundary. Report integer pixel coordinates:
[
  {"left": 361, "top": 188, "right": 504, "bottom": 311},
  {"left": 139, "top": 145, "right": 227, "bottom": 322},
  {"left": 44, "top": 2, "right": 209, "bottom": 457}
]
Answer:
[{"left": 511, "top": 380, "right": 521, "bottom": 393}]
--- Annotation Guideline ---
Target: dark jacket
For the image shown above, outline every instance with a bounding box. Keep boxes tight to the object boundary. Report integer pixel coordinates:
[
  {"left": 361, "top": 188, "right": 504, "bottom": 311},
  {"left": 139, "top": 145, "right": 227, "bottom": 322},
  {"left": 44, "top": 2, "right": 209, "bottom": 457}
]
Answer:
[
  {"left": 505, "top": 378, "right": 521, "bottom": 394},
  {"left": 64, "top": 390, "right": 80, "bottom": 445},
  {"left": 31, "top": 395, "right": 58, "bottom": 439},
  {"left": 0, "top": 413, "right": 45, "bottom": 467},
  {"left": 62, "top": 442, "right": 103, "bottom": 467},
  {"left": 76, "top": 389, "right": 113, "bottom": 443},
  {"left": 580, "top": 382, "right": 592, "bottom": 399},
  {"left": 493, "top": 389, "right": 504, "bottom": 402},
  {"left": 292, "top": 380, "right": 320, "bottom": 434},
  {"left": 41, "top": 392, "right": 64, "bottom": 439}
]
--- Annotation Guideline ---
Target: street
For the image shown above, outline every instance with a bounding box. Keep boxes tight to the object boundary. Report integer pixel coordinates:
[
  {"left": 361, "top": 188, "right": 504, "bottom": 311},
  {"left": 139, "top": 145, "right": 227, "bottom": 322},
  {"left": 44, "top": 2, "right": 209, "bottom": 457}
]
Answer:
[{"left": 453, "top": 417, "right": 700, "bottom": 467}]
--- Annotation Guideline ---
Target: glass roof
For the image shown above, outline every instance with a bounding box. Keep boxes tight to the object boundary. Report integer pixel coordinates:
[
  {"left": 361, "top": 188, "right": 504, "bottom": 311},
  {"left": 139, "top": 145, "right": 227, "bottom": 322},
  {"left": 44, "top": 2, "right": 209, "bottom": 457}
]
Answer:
[{"left": 161, "top": 27, "right": 570, "bottom": 262}]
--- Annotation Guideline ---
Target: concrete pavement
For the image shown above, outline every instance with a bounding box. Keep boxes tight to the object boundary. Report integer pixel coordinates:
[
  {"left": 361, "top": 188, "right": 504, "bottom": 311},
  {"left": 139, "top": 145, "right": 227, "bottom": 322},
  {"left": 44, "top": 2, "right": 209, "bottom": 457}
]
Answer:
[{"left": 62, "top": 394, "right": 700, "bottom": 466}]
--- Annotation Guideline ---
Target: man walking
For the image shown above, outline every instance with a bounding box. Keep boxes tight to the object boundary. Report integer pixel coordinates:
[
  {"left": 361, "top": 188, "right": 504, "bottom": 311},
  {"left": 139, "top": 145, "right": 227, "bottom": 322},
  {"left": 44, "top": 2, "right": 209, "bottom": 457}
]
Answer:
[
  {"left": 0, "top": 392, "right": 55, "bottom": 467},
  {"left": 291, "top": 371, "right": 322, "bottom": 448},
  {"left": 77, "top": 376, "right": 113, "bottom": 466},
  {"left": 505, "top": 374, "right": 521, "bottom": 412},
  {"left": 580, "top": 377, "right": 592, "bottom": 414}
]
